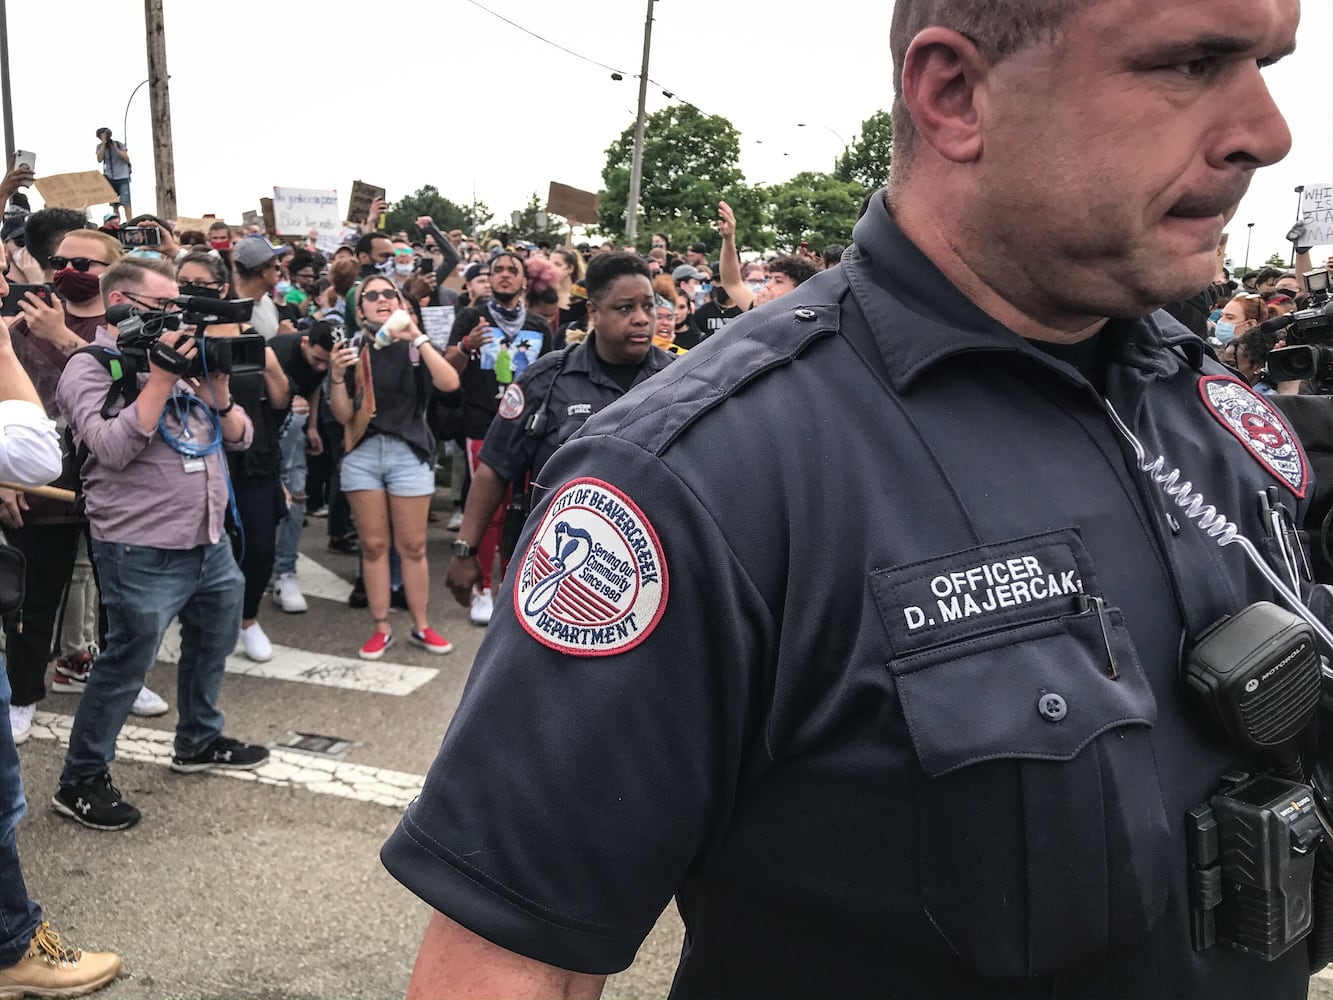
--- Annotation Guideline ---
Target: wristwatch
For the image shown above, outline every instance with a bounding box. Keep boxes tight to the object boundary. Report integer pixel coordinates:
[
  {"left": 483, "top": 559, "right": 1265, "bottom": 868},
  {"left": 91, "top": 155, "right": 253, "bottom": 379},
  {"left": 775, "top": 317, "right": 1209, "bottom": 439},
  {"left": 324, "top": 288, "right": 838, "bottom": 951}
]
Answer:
[{"left": 451, "top": 539, "right": 477, "bottom": 558}]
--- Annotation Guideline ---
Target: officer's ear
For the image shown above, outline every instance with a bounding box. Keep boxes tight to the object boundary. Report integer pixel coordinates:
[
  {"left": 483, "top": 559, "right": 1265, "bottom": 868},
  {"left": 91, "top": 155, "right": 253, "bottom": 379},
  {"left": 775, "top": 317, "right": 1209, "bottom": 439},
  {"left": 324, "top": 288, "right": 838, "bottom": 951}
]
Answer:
[{"left": 899, "top": 26, "right": 989, "bottom": 165}]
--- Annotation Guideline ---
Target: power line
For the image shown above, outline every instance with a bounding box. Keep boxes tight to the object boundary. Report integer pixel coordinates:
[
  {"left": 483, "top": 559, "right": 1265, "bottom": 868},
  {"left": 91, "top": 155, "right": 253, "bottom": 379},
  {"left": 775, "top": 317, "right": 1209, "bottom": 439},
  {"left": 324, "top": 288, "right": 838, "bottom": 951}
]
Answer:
[{"left": 462, "top": 0, "right": 626, "bottom": 76}]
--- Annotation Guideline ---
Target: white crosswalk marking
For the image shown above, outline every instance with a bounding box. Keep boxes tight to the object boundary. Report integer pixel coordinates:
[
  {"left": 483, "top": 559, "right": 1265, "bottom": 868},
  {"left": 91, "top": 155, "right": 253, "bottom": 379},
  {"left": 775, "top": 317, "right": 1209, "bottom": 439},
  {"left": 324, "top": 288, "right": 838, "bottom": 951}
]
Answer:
[
  {"left": 157, "top": 622, "right": 438, "bottom": 696},
  {"left": 28, "top": 711, "right": 424, "bottom": 809},
  {"left": 294, "top": 553, "right": 356, "bottom": 603}
]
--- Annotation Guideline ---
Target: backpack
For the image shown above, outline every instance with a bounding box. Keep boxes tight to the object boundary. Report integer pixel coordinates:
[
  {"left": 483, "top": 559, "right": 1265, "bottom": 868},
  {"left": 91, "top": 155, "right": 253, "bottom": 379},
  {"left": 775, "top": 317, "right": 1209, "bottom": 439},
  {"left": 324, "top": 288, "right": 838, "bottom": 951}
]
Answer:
[{"left": 64, "top": 345, "right": 143, "bottom": 510}]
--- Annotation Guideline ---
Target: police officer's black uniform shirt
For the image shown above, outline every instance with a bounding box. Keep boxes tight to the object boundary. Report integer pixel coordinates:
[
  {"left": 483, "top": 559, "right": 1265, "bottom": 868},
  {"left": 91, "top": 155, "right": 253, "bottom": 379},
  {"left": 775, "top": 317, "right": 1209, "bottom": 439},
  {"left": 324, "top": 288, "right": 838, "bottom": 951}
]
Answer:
[
  {"left": 383, "top": 192, "right": 1316, "bottom": 998},
  {"left": 477, "top": 332, "right": 673, "bottom": 488}
]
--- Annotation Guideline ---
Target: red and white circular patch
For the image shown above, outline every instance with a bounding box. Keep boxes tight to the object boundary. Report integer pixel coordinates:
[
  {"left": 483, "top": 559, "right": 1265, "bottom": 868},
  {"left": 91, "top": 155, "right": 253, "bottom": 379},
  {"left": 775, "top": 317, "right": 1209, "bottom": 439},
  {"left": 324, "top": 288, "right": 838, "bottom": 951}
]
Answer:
[
  {"left": 1199, "top": 375, "right": 1307, "bottom": 498},
  {"left": 498, "top": 383, "right": 525, "bottom": 420},
  {"left": 514, "top": 477, "right": 668, "bottom": 657}
]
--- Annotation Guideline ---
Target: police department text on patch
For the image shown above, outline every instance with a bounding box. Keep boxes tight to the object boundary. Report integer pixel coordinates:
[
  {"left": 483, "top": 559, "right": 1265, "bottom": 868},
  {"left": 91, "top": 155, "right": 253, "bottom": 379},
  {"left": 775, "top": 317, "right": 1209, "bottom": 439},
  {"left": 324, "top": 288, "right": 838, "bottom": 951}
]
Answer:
[{"left": 516, "top": 478, "right": 668, "bottom": 657}]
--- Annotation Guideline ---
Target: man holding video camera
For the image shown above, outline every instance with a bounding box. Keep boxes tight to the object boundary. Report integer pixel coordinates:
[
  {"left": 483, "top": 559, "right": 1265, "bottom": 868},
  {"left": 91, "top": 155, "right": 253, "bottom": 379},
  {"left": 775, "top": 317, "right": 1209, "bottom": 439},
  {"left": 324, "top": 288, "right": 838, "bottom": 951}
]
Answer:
[{"left": 51, "top": 256, "right": 269, "bottom": 831}]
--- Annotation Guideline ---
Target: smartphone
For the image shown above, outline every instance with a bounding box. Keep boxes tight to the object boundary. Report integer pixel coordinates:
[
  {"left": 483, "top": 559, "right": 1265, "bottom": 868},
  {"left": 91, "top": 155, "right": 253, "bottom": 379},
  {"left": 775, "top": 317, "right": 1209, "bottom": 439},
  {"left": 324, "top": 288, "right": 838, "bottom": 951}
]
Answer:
[
  {"left": 416, "top": 257, "right": 434, "bottom": 275},
  {"left": 0, "top": 284, "right": 52, "bottom": 317},
  {"left": 118, "top": 226, "right": 162, "bottom": 248},
  {"left": 11, "top": 150, "right": 35, "bottom": 175}
]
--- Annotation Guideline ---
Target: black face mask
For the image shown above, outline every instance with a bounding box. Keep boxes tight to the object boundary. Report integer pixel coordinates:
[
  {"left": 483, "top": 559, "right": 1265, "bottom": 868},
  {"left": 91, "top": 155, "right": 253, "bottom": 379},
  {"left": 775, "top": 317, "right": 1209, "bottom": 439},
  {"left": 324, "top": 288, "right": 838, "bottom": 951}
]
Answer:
[{"left": 178, "top": 284, "right": 222, "bottom": 300}]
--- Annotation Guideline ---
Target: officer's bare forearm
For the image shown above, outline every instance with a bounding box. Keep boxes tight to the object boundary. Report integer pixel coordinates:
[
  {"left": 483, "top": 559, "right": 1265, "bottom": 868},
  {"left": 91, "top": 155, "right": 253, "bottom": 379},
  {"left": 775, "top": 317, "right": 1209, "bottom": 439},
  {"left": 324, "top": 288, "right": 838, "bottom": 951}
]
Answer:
[{"left": 459, "top": 462, "right": 509, "bottom": 547}]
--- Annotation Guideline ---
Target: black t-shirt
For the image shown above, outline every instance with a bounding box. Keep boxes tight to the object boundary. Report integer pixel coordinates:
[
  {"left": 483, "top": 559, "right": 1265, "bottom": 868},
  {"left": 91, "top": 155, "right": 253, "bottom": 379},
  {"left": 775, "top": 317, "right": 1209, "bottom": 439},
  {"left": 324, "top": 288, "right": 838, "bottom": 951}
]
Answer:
[
  {"left": 344, "top": 338, "right": 435, "bottom": 464},
  {"left": 269, "top": 333, "right": 325, "bottom": 412},
  {"left": 447, "top": 301, "right": 552, "bottom": 440},
  {"left": 684, "top": 300, "right": 742, "bottom": 348},
  {"left": 228, "top": 369, "right": 280, "bottom": 481}
]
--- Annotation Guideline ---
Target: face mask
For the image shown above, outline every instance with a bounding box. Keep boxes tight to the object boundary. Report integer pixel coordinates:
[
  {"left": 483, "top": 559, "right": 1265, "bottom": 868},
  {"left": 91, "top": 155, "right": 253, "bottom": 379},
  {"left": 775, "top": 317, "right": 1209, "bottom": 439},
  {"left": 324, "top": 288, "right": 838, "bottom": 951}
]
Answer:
[
  {"left": 375, "top": 259, "right": 395, "bottom": 277},
  {"left": 179, "top": 283, "right": 221, "bottom": 300},
  {"left": 1214, "top": 320, "right": 1237, "bottom": 344},
  {"left": 209, "top": 238, "right": 231, "bottom": 251},
  {"left": 395, "top": 262, "right": 414, "bottom": 276},
  {"left": 1208, "top": 309, "right": 1223, "bottom": 324},
  {"left": 747, "top": 282, "right": 765, "bottom": 294},
  {"left": 275, "top": 280, "right": 292, "bottom": 297},
  {"left": 52, "top": 268, "right": 102, "bottom": 303}
]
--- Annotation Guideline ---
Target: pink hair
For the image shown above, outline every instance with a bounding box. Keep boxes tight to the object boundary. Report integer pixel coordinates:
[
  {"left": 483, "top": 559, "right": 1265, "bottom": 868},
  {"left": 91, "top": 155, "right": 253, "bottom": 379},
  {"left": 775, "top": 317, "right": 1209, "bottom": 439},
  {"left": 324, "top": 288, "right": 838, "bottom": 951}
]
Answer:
[{"left": 525, "top": 256, "right": 559, "bottom": 296}]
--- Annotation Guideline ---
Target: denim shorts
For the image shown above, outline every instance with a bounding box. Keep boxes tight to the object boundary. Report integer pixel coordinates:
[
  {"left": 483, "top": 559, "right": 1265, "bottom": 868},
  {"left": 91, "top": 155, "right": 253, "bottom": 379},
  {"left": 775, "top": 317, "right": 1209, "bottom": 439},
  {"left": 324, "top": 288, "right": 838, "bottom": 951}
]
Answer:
[
  {"left": 340, "top": 434, "right": 435, "bottom": 496},
  {"left": 109, "top": 177, "right": 131, "bottom": 205}
]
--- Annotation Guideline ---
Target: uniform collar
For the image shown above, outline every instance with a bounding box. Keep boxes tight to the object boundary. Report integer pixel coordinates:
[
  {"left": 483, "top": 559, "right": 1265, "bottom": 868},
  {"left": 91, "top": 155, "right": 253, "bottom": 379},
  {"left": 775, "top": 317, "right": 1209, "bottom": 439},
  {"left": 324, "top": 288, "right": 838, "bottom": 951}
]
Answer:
[
  {"left": 843, "top": 191, "right": 1206, "bottom": 393},
  {"left": 574, "top": 332, "right": 673, "bottom": 391}
]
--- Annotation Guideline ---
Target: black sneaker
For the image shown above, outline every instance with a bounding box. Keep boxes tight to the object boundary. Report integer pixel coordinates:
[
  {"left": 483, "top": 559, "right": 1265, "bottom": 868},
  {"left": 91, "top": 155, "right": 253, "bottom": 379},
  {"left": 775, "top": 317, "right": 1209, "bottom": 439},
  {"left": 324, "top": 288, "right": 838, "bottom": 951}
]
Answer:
[
  {"left": 348, "top": 576, "right": 368, "bottom": 608},
  {"left": 170, "top": 736, "right": 269, "bottom": 774},
  {"left": 51, "top": 774, "right": 140, "bottom": 831},
  {"left": 390, "top": 586, "right": 408, "bottom": 610},
  {"left": 328, "top": 534, "right": 360, "bottom": 555}
]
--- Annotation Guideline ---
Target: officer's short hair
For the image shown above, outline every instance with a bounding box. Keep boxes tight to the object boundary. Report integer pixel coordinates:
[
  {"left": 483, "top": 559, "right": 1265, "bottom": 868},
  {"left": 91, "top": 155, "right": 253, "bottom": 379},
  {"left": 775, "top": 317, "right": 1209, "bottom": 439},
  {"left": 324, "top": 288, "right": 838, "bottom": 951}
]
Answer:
[
  {"left": 585, "top": 252, "right": 652, "bottom": 302},
  {"left": 890, "top": 0, "right": 1094, "bottom": 171}
]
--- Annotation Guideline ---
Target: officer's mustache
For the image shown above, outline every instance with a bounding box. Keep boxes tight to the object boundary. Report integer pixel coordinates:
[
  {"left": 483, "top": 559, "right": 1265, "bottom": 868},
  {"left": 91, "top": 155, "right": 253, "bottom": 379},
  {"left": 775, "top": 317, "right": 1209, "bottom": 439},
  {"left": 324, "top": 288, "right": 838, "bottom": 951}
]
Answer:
[{"left": 1166, "top": 181, "right": 1250, "bottom": 220}]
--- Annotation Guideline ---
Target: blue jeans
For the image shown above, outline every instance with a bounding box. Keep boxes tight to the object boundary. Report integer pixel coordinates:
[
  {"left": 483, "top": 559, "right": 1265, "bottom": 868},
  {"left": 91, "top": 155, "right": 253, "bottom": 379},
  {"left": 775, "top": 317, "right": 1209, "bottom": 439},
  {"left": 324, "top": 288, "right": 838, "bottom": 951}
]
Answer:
[
  {"left": 0, "top": 666, "right": 43, "bottom": 967},
  {"left": 274, "top": 413, "right": 307, "bottom": 577},
  {"left": 60, "top": 539, "right": 243, "bottom": 788}
]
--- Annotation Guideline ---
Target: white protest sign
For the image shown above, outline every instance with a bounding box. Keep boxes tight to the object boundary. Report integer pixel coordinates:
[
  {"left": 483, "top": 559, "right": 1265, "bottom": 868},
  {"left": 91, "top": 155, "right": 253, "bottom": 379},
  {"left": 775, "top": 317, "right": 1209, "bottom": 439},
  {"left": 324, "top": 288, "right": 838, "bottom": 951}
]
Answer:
[
  {"left": 421, "top": 306, "right": 456, "bottom": 350},
  {"left": 272, "top": 186, "right": 341, "bottom": 239},
  {"left": 1299, "top": 184, "right": 1333, "bottom": 247}
]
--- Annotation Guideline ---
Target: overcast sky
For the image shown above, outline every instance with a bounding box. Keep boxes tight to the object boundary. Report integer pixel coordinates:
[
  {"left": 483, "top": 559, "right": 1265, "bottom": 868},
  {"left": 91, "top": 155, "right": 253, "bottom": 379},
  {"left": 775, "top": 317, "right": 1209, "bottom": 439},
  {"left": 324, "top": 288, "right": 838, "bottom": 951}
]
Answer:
[{"left": 7, "top": 0, "right": 1330, "bottom": 264}]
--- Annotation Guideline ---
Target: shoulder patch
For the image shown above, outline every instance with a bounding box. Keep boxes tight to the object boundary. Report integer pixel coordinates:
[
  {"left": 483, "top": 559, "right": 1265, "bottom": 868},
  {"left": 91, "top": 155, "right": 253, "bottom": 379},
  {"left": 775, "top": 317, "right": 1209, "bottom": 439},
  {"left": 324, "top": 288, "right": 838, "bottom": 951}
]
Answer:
[
  {"left": 498, "top": 383, "right": 525, "bottom": 420},
  {"left": 514, "top": 477, "right": 668, "bottom": 657},
  {"left": 1199, "top": 375, "right": 1307, "bottom": 498}
]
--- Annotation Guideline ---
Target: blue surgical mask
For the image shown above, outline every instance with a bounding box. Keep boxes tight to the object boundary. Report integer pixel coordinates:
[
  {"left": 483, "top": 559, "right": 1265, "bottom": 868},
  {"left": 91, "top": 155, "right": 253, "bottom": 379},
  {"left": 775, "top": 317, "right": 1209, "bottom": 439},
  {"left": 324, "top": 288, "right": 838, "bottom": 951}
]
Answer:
[
  {"left": 395, "top": 262, "right": 414, "bottom": 276},
  {"left": 747, "top": 281, "right": 765, "bottom": 294},
  {"left": 275, "top": 280, "right": 292, "bottom": 297},
  {"left": 1214, "top": 320, "right": 1237, "bottom": 344},
  {"left": 1208, "top": 309, "right": 1223, "bottom": 323}
]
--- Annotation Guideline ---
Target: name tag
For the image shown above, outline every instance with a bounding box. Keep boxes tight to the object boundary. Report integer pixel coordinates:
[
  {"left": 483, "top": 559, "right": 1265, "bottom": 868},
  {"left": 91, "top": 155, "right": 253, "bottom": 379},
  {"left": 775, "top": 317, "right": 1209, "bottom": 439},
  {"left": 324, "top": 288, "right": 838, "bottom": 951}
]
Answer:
[
  {"left": 182, "top": 456, "right": 206, "bottom": 473},
  {"left": 870, "top": 528, "right": 1101, "bottom": 657}
]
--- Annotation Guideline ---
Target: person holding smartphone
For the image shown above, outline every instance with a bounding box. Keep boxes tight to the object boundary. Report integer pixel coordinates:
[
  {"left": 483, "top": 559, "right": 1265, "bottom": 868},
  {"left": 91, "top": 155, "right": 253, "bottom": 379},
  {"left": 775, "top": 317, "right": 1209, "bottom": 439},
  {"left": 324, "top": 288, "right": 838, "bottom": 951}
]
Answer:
[{"left": 93, "top": 128, "right": 131, "bottom": 223}]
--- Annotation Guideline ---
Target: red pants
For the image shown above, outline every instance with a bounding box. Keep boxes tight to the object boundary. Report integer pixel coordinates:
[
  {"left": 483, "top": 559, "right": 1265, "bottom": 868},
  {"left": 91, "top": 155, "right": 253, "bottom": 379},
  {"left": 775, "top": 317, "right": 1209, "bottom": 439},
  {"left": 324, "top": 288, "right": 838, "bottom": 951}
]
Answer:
[{"left": 466, "top": 439, "right": 511, "bottom": 590}]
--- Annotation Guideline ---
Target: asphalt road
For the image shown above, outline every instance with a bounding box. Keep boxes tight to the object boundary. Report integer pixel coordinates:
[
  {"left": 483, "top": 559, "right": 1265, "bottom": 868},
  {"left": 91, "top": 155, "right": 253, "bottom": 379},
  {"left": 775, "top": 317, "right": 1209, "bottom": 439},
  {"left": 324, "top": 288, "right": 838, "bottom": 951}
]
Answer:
[
  {"left": 14, "top": 500, "right": 684, "bottom": 999},
  {"left": 13, "top": 496, "right": 1333, "bottom": 998}
]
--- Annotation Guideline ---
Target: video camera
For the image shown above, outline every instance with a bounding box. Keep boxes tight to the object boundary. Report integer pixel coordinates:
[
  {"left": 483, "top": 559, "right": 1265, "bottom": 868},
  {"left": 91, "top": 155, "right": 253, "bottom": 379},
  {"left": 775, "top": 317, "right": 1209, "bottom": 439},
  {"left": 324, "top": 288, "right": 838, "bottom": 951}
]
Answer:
[
  {"left": 1263, "top": 269, "right": 1333, "bottom": 390},
  {"left": 106, "top": 296, "right": 266, "bottom": 379}
]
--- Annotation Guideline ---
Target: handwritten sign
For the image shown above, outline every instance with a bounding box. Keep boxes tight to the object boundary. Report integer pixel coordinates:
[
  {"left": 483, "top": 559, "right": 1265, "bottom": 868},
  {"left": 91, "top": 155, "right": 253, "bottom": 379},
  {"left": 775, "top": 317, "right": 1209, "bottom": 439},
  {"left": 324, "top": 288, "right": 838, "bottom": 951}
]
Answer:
[
  {"left": 547, "top": 182, "right": 599, "bottom": 223},
  {"left": 173, "top": 216, "right": 217, "bottom": 236},
  {"left": 273, "top": 186, "right": 341, "bottom": 239},
  {"left": 348, "top": 181, "right": 385, "bottom": 227},
  {"left": 1299, "top": 184, "right": 1333, "bottom": 248},
  {"left": 260, "top": 198, "right": 276, "bottom": 237},
  {"left": 421, "top": 306, "right": 456, "bottom": 350},
  {"left": 242, "top": 209, "right": 259, "bottom": 230},
  {"left": 33, "top": 171, "right": 117, "bottom": 210}
]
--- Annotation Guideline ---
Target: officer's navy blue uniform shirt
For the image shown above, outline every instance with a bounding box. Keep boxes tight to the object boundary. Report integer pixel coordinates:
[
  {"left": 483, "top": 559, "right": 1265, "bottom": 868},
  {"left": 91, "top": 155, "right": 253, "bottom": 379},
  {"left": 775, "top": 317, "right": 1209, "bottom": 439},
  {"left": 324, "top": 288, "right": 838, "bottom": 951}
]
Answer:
[
  {"left": 478, "top": 332, "right": 674, "bottom": 487},
  {"left": 383, "top": 192, "right": 1316, "bottom": 999}
]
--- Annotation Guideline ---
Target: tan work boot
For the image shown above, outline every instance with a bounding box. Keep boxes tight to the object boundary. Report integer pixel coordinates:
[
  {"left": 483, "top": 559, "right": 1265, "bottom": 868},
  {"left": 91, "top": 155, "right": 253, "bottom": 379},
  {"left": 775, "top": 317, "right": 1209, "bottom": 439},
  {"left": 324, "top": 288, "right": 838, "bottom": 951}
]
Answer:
[{"left": 0, "top": 921, "right": 121, "bottom": 998}]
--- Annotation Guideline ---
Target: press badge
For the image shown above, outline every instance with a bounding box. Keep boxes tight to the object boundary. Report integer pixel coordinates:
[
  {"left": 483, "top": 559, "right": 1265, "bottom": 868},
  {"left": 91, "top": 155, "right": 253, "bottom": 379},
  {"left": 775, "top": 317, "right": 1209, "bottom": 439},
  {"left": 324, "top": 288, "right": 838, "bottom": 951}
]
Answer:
[{"left": 182, "top": 456, "right": 205, "bottom": 473}]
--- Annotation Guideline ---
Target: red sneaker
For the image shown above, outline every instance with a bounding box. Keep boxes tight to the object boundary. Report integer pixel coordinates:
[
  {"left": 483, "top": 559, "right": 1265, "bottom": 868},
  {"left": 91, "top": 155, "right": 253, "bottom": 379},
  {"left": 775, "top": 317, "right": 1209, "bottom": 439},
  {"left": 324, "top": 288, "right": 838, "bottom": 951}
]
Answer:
[
  {"left": 359, "top": 630, "right": 393, "bottom": 661},
  {"left": 409, "top": 627, "right": 453, "bottom": 654}
]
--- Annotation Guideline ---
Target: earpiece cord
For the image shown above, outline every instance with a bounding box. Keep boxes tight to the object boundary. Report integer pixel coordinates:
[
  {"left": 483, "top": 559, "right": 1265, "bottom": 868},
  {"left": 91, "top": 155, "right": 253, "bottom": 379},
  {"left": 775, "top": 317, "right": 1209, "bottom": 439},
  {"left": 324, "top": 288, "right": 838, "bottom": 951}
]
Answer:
[{"left": 1104, "top": 399, "right": 1333, "bottom": 676}]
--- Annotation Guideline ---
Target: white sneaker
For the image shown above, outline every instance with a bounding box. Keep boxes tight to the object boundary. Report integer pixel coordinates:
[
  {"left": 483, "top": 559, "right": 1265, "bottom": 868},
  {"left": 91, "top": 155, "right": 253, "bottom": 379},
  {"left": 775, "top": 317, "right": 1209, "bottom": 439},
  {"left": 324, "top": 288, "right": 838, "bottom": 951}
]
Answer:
[
  {"left": 446, "top": 509, "right": 463, "bottom": 531},
  {"left": 240, "top": 622, "right": 274, "bottom": 662},
  {"left": 469, "top": 587, "right": 494, "bottom": 626},
  {"left": 130, "top": 685, "right": 169, "bottom": 718},
  {"left": 8, "top": 702, "right": 34, "bottom": 746},
  {"left": 272, "top": 573, "right": 308, "bottom": 613}
]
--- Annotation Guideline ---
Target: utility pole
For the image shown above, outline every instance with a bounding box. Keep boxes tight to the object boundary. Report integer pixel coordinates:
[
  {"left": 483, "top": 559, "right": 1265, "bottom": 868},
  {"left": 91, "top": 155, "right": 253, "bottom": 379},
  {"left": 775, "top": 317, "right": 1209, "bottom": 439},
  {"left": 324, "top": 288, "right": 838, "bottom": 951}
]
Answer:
[
  {"left": 624, "top": 0, "right": 654, "bottom": 244},
  {"left": 0, "top": 0, "right": 14, "bottom": 164},
  {"left": 1244, "top": 222, "right": 1254, "bottom": 275},
  {"left": 144, "top": 0, "right": 177, "bottom": 219}
]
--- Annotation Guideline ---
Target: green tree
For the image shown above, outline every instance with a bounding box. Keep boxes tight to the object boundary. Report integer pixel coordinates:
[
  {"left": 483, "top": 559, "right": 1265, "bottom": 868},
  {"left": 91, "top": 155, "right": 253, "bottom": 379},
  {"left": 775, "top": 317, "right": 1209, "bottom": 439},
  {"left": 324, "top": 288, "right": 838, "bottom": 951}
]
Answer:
[
  {"left": 599, "top": 104, "right": 765, "bottom": 252},
  {"left": 835, "top": 110, "right": 893, "bottom": 190},
  {"left": 502, "top": 192, "right": 572, "bottom": 247},
  {"left": 766, "top": 172, "right": 867, "bottom": 252},
  {"left": 384, "top": 185, "right": 471, "bottom": 238},
  {"left": 1263, "top": 252, "right": 1288, "bottom": 269}
]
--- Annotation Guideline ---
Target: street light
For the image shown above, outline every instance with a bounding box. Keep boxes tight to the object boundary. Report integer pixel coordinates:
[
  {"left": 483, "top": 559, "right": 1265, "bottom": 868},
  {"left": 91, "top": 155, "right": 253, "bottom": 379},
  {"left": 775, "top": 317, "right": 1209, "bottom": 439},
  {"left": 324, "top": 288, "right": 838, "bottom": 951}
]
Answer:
[
  {"left": 1244, "top": 222, "right": 1255, "bottom": 274},
  {"left": 797, "top": 122, "right": 849, "bottom": 171},
  {"left": 123, "top": 78, "right": 150, "bottom": 148}
]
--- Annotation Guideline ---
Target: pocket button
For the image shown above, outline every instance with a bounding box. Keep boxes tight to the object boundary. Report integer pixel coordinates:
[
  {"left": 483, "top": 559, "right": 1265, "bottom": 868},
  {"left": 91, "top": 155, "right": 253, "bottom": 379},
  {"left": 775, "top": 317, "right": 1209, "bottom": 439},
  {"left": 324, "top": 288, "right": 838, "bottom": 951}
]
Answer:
[{"left": 1038, "top": 693, "right": 1068, "bottom": 722}]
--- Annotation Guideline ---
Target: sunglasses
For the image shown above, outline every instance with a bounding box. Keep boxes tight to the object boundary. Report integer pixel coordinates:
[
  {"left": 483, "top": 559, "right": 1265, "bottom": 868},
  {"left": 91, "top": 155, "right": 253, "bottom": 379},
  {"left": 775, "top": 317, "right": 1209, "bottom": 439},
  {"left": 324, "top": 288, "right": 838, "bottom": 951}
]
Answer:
[
  {"left": 49, "top": 255, "right": 109, "bottom": 272},
  {"left": 360, "top": 288, "right": 401, "bottom": 303}
]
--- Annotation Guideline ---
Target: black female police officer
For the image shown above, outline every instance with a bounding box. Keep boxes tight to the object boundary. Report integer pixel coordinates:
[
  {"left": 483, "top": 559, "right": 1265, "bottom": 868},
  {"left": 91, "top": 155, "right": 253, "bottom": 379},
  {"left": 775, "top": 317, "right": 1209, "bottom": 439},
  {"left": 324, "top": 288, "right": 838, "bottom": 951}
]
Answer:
[{"left": 445, "top": 253, "right": 673, "bottom": 606}]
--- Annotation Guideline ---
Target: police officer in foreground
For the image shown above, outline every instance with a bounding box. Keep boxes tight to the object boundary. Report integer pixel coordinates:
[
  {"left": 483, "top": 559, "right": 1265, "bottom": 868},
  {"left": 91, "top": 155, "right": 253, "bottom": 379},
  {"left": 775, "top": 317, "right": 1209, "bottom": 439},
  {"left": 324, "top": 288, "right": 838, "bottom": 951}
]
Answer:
[
  {"left": 444, "top": 253, "right": 673, "bottom": 605},
  {"left": 384, "top": 0, "right": 1321, "bottom": 996}
]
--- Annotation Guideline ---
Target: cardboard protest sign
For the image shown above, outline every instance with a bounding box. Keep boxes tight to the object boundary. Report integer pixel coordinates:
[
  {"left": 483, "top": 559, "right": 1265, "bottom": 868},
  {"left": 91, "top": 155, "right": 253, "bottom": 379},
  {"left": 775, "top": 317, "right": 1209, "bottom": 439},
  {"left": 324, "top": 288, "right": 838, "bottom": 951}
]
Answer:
[
  {"left": 1299, "top": 184, "right": 1333, "bottom": 247},
  {"left": 260, "top": 198, "right": 276, "bottom": 237},
  {"left": 33, "top": 171, "right": 117, "bottom": 210},
  {"left": 348, "top": 181, "right": 385, "bottom": 227},
  {"left": 547, "top": 182, "right": 599, "bottom": 223},
  {"left": 273, "top": 186, "right": 341, "bottom": 239},
  {"left": 241, "top": 209, "right": 259, "bottom": 230},
  {"left": 174, "top": 216, "right": 217, "bottom": 235}
]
